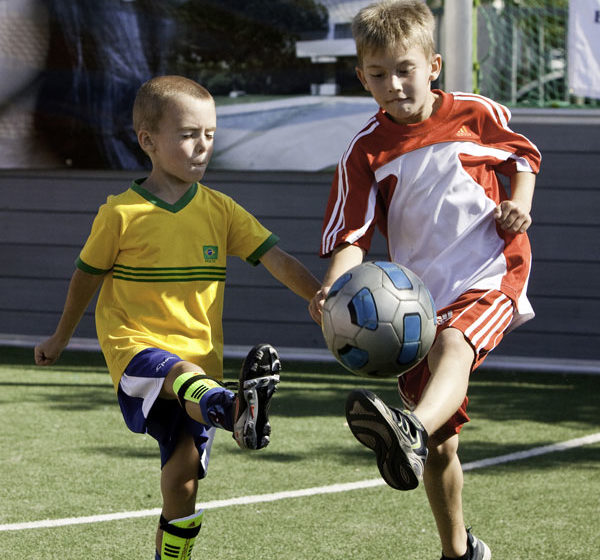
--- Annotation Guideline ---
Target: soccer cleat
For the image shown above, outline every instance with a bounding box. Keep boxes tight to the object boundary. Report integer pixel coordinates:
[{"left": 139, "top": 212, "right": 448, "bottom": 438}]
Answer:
[
  {"left": 233, "top": 344, "right": 281, "bottom": 450},
  {"left": 345, "top": 389, "right": 428, "bottom": 490},
  {"left": 466, "top": 527, "right": 492, "bottom": 560}
]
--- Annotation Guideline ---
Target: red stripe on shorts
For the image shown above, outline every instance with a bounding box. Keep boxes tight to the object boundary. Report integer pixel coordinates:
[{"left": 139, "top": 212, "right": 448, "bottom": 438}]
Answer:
[
  {"left": 397, "top": 289, "right": 516, "bottom": 440},
  {"left": 447, "top": 289, "right": 514, "bottom": 364}
]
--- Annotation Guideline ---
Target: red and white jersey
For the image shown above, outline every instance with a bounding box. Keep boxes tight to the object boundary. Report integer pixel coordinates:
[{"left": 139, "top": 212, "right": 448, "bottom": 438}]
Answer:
[{"left": 321, "top": 91, "right": 541, "bottom": 329}]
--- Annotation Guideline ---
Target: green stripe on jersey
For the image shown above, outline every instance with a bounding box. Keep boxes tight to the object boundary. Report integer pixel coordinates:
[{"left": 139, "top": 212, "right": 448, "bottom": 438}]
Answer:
[
  {"left": 112, "top": 264, "right": 226, "bottom": 282},
  {"left": 76, "top": 257, "right": 111, "bottom": 275},
  {"left": 246, "top": 233, "right": 280, "bottom": 265}
]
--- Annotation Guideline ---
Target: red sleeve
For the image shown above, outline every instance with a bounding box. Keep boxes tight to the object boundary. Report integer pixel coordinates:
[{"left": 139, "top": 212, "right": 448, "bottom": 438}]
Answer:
[
  {"left": 467, "top": 96, "right": 542, "bottom": 177},
  {"left": 320, "top": 129, "right": 382, "bottom": 258}
]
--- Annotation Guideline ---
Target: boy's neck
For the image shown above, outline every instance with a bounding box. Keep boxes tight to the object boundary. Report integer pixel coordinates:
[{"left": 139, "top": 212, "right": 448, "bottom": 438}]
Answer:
[
  {"left": 425, "top": 90, "right": 443, "bottom": 121},
  {"left": 142, "top": 175, "right": 195, "bottom": 205},
  {"left": 385, "top": 90, "right": 442, "bottom": 125}
]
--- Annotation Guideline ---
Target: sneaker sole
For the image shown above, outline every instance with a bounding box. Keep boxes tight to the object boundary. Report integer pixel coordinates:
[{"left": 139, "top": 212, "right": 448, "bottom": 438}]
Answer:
[
  {"left": 345, "top": 389, "right": 422, "bottom": 491},
  {"left": 234, "top": 344, "right": 281, "bottom": 450},
  {"left": 237, "top": 374, "right": 280, "bottom": 449}
]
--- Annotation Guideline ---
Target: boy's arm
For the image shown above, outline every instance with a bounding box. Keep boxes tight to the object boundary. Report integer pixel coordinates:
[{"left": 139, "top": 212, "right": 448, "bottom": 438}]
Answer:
[
  {"left": 309, "top": 243, "right": 365, "bottom": 325},
  {"left": 34, "top": 268, "right": 105, "bottom": 366},
  {"left": 259, "top": 245, "right": 321, "bottom": 302},
  {"left": 494, "top": 171, "right": 536, "bottom": 233}
]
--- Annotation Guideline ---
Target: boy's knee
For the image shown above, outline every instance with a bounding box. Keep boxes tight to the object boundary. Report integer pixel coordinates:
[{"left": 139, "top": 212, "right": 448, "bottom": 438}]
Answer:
[
  {"left": 161, "top": 361, "right": 206, "bottom": 398},
  {"left": 426, "top": 328, "right": 475, "bottom": 389},
  {"left": 161, "top": 435, "right": 200, "bottom": 503},
  {"left": 162, "top": 472, "right": 198, "bottom": 503},
  {"left": 427, "top": 433, "right": 459, "bottom": 465},
  {"left": 431, "top": 328, "right": 473, "bottom": 360}
]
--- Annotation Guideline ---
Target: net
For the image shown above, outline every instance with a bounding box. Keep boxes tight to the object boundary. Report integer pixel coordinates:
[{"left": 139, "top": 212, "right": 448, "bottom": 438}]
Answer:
[{"left": 473, "top": 0, "right": 598, "bottom": 107}]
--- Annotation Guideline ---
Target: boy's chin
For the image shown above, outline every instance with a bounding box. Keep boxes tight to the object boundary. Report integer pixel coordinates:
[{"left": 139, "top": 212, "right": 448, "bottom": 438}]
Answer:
[
  {"left": 183, "top": 166, "right": 208, "bottom": 183},
  {"left": 192, "top": 162, "right": 209, "bottom": 175},
  {"left": 386, "top": 108, "right": 424, "bottom": 125}
]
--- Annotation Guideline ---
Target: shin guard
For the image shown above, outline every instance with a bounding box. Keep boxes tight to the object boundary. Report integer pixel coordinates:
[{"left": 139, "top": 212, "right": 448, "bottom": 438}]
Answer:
[
  {"left": 159, "top": 510, "right": 203, "bottom": 559},
  {"left": 172, "top": 372, "right": 233, "bottom": 429}
]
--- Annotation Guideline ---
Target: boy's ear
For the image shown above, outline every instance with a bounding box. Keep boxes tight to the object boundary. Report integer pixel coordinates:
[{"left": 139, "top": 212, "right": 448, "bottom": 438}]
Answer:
[
  {"left": 137, "top": 129, "right": 155, "bottom": 153},
  {"left": 429, "top": 54, "right": 442, "bottom": 82},
  {"left": 355, "top": 66, "right": 369, "bottom": 91}
]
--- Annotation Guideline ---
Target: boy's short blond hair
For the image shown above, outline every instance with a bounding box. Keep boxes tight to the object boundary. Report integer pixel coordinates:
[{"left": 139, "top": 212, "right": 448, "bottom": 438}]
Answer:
[
  {"left": 133, "top": 75, "right": 213, "bottom": 133},
  {"left": 352, "top": 0, "right": 436, "bottom": 65}
]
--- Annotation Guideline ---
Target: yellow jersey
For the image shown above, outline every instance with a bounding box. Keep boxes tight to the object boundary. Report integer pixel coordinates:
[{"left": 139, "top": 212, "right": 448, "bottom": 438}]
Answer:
[{"left": 77, "top": 179, "right": 278, "bottom": 389}]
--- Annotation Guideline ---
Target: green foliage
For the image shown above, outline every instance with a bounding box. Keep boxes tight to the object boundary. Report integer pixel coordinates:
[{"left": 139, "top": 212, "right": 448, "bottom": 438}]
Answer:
[{"left": 171, "top": 0, "right": 329, "bottom": 94}]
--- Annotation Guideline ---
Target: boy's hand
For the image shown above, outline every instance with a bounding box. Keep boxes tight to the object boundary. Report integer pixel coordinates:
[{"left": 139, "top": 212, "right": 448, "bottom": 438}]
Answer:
[
  {"left": 310, "top": 243, "right": 365, "bottom": 325},
  {"left": 309, "top": 287, "right": 329, "bottom": 325},
  {"left": 493, "top": 200, "right": 532, "bottom": 234},
  {"left": 34, "top": 335, "right": 67, "bottom": 366}
]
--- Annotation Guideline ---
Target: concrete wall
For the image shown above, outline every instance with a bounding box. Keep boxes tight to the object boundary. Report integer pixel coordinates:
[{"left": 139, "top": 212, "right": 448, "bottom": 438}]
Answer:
[{"left": 1, "top": 112, "right": 599, "bottom": 361}]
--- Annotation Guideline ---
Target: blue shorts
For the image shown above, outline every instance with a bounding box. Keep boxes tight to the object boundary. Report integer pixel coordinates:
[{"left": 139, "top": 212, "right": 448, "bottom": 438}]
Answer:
[{"left": 117, "top": 348, "right": 216, "bottom": 478}]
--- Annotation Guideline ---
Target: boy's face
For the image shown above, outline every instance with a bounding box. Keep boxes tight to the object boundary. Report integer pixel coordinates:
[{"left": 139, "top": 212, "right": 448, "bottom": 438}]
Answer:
[
  {"left": 140, "top": 94, "right": 217, "bottom": 186},
  {"left": 356, "top": 45, "right": 441, "bottom": 125}
]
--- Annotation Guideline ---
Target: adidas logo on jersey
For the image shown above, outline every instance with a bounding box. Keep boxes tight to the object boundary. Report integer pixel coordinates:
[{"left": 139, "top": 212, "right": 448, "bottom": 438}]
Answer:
[{"left": 456, "top": 125, "right": 472, "bottom": 137}]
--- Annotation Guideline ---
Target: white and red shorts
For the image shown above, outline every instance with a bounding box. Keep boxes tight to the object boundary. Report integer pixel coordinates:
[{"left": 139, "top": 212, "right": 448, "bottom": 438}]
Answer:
[{"left": 398, "top": 289, "right": 515, "bottom": 440}]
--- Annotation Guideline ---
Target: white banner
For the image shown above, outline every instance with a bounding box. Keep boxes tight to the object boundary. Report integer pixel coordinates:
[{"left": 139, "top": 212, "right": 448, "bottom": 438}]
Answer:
[{"left": 568, "top": 0, "right": 600, "bottom": 98}]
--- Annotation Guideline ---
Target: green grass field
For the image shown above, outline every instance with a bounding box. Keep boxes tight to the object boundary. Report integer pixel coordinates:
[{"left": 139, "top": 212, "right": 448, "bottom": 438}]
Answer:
[{"left": 1, "top": 346, "right": 599, "bottom": 560}]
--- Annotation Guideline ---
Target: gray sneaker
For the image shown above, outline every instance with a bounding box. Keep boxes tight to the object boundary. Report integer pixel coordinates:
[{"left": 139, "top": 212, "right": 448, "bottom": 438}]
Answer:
[
  {"left": 440, "top": 528, "right": 491, "bottom": 560},
  {"left": 233, "top": 344, "right": 281, "bottom": 450},
  {"left": 466, "top": 528, "right": 492, "bottom": 560},
  {"left": 345, "top": 389, "right": 428, "bottom": 490}
]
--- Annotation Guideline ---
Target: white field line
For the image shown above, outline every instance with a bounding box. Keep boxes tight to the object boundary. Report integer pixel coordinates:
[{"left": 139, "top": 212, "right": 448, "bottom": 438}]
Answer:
[{"left": 2, "top": 432, "right": 599, "bottom": 532}]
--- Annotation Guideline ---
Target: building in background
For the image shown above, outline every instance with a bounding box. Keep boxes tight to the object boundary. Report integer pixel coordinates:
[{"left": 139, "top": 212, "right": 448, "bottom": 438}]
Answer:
[
  {"left": 296, "top": 0, "right": 371, "bottom": 95},
  {"left": 0, "top": 0, "right": 597, "bottom": 171}
]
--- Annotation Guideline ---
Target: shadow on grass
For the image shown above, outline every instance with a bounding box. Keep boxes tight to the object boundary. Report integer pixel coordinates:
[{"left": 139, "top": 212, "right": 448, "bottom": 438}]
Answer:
[
  {"left": 216, "top": 440, "right": 377, "bottom": 468},
  {"left": 1, "top": 346, "right": 108, "bottom": 368},
  {"left": 233, "top": 450, "right": 307, "bottom": 463},
  {"left": 265, "top": 368, "right": 600, "bottom": 431},
  {"left": 462, "top": 441, "right": 600, "bottom": 473},
  {"left": 88, "top": 445, "right": 159, "bottom": 460},
  {"left": 0, "top": 380, "right": 110, "bottom": 389},
  {"left": 0, "top": 381, "right": 116, "bottom": 410},
  {"left": 46, "top": 388, "right": 117, "bottom": 410},
  {"left": 217, "top": 434, "right": 600, "bottom": 476},
  {"left": 3, "top": 346, "right": 599, "bottom": 432},
  {"left": 466, "top": 369, "right": 600, "bottom": 426}
]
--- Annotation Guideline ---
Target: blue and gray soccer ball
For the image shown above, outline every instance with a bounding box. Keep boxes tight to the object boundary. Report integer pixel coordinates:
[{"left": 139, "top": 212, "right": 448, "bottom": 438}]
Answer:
[{"left": 322, "top": 261, "right": 436, "bottom": 379}]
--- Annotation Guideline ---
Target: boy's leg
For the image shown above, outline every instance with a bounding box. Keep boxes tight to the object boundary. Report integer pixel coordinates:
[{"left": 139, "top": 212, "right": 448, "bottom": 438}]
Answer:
[
  {"left": 424, "top": 434, "right": 467, "bottom": 558},
  {"left": 407, "top": 289, "right": 514, "bottom": 437},
  {"left": 162, "top": 344, "right": 281, "bottom": 449},
  {"left": 162, "top": 360, "right": 233, "bottom": 428},
  {"left": 156, "top": 431, "right": 202, "bottom": 559},
  {"left": 412, "top": 327, "right": 475, "bottom": 435},
  {"left": 424, "top": 435, "right": 491, "bottom": 560},
  {"left": 345, "top": 328, "right": 473, "bottom": 491}
]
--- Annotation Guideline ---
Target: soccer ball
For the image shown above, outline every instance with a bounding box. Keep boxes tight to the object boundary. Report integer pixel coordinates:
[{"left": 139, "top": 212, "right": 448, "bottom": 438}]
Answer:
[{"left": 322, "top": 261, "right": 437, "bottom": 379}]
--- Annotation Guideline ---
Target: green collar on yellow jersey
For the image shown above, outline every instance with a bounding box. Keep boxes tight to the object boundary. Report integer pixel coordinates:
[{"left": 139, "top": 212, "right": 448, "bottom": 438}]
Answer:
[{"left": 131, "top": 179, "right": 197, "bottom": 213}]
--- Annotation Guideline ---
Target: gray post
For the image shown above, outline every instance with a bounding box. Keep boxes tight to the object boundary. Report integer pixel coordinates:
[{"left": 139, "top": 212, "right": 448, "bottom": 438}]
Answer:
[{"left": 442, "top": 0, "right": 473, "bottom": 93}]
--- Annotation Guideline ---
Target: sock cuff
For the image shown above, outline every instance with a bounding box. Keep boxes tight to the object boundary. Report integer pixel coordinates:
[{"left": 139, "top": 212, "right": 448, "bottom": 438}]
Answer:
[
  {"left": 173, "top": 372, "right": 229, "bottom": 427},
  {"left": 172, "top": 371, "right": 204, "bottom": 396},
  {"left": 173, "top": 372, "right": 221, "bottom": 403}
]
